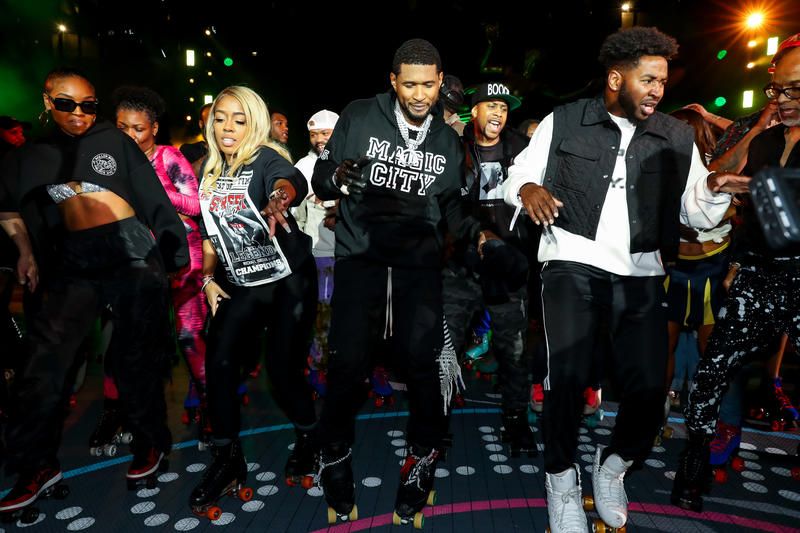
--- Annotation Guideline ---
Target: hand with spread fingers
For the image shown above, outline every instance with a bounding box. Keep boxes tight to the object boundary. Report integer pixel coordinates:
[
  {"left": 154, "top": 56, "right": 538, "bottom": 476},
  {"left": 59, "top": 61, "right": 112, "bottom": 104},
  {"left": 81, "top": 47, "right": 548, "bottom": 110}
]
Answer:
[
  {"left": 518, "top": 183, "right": 564, "bottom": 226},
  {"left": 334, "top": 156, "right": 371, "bottom": 197},
  {"left": 260, "top": 179, "right": 295, "bottom": 238}
]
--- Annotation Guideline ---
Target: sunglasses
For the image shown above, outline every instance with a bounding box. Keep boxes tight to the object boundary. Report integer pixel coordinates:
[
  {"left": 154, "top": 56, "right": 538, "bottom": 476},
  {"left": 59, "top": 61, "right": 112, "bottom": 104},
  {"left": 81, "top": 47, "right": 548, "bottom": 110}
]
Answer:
[{"left": 46, "top": 94, "right": 99, "bottom": 115}]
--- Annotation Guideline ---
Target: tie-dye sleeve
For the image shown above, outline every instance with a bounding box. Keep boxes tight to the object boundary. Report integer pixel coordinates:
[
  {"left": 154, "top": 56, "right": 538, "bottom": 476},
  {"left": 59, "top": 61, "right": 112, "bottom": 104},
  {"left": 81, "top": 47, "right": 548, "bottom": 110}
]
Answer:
[{"left": 153, "top": 145, "right": 201, "bottom": 217}]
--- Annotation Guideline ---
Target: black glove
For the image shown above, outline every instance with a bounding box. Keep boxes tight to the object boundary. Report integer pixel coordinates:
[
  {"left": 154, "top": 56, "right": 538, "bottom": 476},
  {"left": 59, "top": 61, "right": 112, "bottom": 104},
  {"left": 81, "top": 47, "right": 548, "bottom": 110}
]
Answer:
[
  {"left": 334, "top": 156, "right": 371, "bottom": 197},
  {"left": 477, "top": 239, "right": 529, "bottom": 305}
]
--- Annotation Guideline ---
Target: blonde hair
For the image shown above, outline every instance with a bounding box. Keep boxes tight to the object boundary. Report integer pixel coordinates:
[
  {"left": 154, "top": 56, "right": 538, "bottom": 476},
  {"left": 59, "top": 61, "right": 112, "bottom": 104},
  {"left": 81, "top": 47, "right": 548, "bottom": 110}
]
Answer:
[{"left": 201, "top": 86, "right": 292, "bottom": 192}]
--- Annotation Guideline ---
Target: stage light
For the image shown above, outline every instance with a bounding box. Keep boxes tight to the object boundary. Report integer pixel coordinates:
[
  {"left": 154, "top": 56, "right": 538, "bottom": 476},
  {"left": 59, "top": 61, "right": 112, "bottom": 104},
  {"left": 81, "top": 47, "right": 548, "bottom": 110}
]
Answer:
[
  {"left": 767, "top": 36, "right": 779, "bottom": 55},
  {"left": 204, "top": 94, "right": 213, "bottom": 105},
  {"left": 621, "top": 2, "right": 631, "bottom": 12},
  {"left": 186, "top": 115, "right": 192, "bottom": 121},
  {"left": 717, "top": 49, "right": 728, "bottom": 60},
  {"left": 189, "top": 97, "right": 195, "bottom": 103},
  {"left": 58, "top": 24, "right": 67, "bottom": 33},
  {"left": 747, "top": 39, "right": 757, "bottom": 48},
  {"left": 747, "top": 62, "right": 756, "bottom": 69},
  {"left": 745, "top": 12, "right": 764, "bottom": 29},
  {"left": 207, "top": 71, "right": 213, "bottom": 77},
  {"left": 189, "top": 78, "right": 195, "bottom": 84},
  {"left": 205, "top": 29, "right": 211, "bottom": 36},
  {"left": 206, "top": 52, "right": 212, "bottom": 57},
  {"left": 224, "top": 57, "right": 233, "bottom": 67},
  {"left": 714, "top": 96, "right": 727, "bottom": 107},
  {"left": 186, "top": 49, "right": 195, "bottom": 67},
  {"left": 743, "top": 90, "right": 754, "bottom": 109}
]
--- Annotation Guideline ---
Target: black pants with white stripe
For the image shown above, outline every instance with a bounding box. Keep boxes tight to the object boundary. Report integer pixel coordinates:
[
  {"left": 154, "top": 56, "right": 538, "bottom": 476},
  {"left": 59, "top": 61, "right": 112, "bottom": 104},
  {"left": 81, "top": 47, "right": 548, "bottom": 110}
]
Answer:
[{"left": 540, "top": 261, "right": 667, "bottom": 473}]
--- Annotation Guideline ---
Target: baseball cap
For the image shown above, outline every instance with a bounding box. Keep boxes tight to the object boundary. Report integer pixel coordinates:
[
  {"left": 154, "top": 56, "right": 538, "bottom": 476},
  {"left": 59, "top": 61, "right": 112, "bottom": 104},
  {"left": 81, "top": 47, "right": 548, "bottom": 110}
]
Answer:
[
  {"left": 768, "top": 33, "right": 800, "bottom": 73},
  {"left": 307, "top": 110, "right": 339, "bottom": 131},
  {"left": 0, "top": 116, "right": 32, "bottom": 130},
  {"left": 469, "top": 82, "right": 522, "bottom": 111}
]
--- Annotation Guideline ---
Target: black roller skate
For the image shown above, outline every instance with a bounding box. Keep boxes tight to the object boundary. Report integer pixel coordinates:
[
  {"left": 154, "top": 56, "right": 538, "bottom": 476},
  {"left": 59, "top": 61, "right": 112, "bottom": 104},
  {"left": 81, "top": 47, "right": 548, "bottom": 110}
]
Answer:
[
  {"left": 393, "top": 444, "right": 441, "bottom": 529},
  {"left": 0, "top": 467, "right": 69, "bottom": 525},
  {"left": 89, "top": 399, "right": 132, "bottom": 457},
  {"left": 127, "top": 447, "right": 169, "bottom": 490},
  {"left": 190, "top": 440, "right": 253, "bottom": 520},
  {"left": 501, "top": 408, "right": 538, "bottom": 457},
  {"left": 318, "top": 442, "right": 358, "bottom": 523},
  {"left": 671, "top": 432, "right": 713, "bottom": 512},
  {"left": 285, "top": 428, "right": 317, "bottom": 489}
]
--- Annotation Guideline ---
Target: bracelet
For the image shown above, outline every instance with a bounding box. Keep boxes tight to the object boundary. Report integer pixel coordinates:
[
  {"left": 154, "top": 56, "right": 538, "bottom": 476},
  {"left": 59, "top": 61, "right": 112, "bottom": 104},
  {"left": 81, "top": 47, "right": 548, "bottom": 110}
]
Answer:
[{"left": 201, "top": 275, "right": 215, "bottom": 292}]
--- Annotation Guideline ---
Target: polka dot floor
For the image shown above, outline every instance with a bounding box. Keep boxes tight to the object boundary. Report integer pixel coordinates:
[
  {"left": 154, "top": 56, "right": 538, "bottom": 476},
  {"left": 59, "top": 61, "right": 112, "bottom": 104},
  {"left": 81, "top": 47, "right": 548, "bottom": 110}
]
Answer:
[{"left": 1, "top": 366, "right": 799, "bottom": 532}]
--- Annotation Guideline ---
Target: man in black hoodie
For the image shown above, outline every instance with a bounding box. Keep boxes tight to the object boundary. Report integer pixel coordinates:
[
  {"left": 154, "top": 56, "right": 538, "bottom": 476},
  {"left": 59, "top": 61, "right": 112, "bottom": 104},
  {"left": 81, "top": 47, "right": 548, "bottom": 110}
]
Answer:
[
  {"left": 311, "top": 38, "right": 488, "bottom": 525},
  {"left": 443, "top": 82, "right": 535, "bottom": 455}
]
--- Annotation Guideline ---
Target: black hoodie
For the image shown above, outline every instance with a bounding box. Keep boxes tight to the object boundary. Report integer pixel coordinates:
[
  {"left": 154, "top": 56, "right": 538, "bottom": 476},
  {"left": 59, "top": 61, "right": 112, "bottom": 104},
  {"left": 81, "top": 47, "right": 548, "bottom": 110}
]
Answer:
[{"left": 312, "top": 91, "right": 480, "bottom": 269}]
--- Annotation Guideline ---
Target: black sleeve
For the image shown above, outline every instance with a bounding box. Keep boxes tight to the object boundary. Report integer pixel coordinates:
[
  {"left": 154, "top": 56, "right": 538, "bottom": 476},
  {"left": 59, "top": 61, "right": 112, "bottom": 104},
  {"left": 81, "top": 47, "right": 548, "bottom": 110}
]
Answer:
[
  {"left": 260, "top": 148, "right": 308, "bottom": 208},
  {"left": 440, "top": 143, "right": 481, "bottom": 243},
  {"left": 125, "top": 140, "right": 189, "bottom": 272},
  {"left": 0, "top": 152, "right": 20, "bottom": 212},
  {"left": 311, "top": 106, "right": 351, "bottom": 201}
]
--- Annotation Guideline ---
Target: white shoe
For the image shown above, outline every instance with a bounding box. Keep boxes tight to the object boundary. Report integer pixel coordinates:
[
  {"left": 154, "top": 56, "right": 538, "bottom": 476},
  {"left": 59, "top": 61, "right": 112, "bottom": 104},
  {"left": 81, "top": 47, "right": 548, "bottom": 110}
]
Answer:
[
  {"left": 545, "top": 465, "right": 589, "bottom": 533},
  {"left": 592, "top": 445, "right": 632, "bottom": 528}
]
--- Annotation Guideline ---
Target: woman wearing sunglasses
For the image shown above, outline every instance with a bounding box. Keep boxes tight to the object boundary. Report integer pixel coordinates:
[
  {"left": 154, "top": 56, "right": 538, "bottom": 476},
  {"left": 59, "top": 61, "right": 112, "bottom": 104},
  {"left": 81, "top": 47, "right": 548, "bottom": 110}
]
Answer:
[{"left": 0, "top": 68, "right": 187, "bottom": 515}]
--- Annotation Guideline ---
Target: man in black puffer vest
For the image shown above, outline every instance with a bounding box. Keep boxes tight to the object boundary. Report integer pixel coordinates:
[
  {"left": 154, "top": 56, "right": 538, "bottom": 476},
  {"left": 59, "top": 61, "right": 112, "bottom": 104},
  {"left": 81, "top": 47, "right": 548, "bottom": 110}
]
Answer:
[{"left": 503, "top": 27, "right": 749, "bottom": 533}]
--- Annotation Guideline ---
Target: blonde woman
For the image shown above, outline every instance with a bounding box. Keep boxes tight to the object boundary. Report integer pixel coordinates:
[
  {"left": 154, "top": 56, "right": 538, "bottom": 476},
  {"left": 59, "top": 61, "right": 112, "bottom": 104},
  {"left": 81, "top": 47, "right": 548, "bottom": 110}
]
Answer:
[{"left": 190, "top": 86, "right": 318, "bottom": 517}]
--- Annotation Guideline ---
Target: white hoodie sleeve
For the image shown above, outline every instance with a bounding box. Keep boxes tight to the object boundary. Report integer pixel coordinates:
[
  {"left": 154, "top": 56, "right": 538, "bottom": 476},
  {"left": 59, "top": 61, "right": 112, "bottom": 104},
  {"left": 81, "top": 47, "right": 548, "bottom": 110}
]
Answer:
[{"left": 503, "top": 113, "right": 555, "bottom": 208}]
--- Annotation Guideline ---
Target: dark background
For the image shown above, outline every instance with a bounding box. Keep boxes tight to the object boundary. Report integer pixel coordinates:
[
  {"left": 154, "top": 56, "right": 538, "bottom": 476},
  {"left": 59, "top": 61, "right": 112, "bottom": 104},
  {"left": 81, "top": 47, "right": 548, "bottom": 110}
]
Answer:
[{"left": 1, "top": 0, "right": 799, "bottom": 156}]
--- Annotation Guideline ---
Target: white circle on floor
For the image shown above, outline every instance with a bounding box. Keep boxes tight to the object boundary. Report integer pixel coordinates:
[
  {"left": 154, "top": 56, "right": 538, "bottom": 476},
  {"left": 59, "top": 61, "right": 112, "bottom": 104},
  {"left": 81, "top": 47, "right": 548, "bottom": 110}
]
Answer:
[
  {"left": 578, "top": 436, "right": 592, "bottom": 443},
  {"left": 395, "top": 448, "right": 406, "bottom": 457},
  {"left": 144, "top": 514, "right": 170, "bottom": 526},
  {"left": 584, "top": 465, "right": 592, "bottom": 474},
  {"left": 482, "top": 435, "right": 499, "bottom": 443},
  {"left": 779, "top": 490, "right": 800, "bottom": 502},
  {"left": 485, "top": 444, "right": 503, "bottom": 452},
  {"left": 186, "top": 463, "right": 206, "bottom": 473},
  {"left": 579, "top": 427, "right": 589, "bottom": 435},
  {"left": 362, "top": 477, "right": 382, "bottom": 487},
  {"left": 307, "top": 486, "right": 324, "bottom": 497},
  {"left": 257, "top": 485, "right": 279, "bottom": 497},
  {"left": 67, "top": 518, "right": 95, "bottom": 531},
  {"left": 387, "top": 430, "right": 404, "bottom": 437},
  {"left": 651, "top": 446, "right": 666, "bottom": 454},
  {"left": 15, "top": 513, "right": 45, "bottom": 527},
  {"left": 742, "top": 471, "right": 765, "bottom": 481},
  {"left": 456, "top": 466, "right": 476, "bottom": 476},
  {"left": 256, "top": 471, "right": 276, "bottom": 482},
  {"left": 56, "top": 507, "right": 83, "bottom": 520},
  {"left": 158, "top": 472, "right": 179, "bottom": 483},
  {"left": 489, "top": 454, "right": 508, "bottom": 463},
  {"left": 494, "top": 465, "right": 513, "bottom": 475},
  {"left": 594, "top": 428, "right": 611, "bottom": 436},
  {"left": 739, "top": 442, "right": 756, "bottom": 451},
  {"left": 137, "top": 488, "right": 160, "bottom": 498},
  {"left": 580, "top": 454, "right": 594, "bottom": 464},
  {"left": 174, "top": 517, "right": 200, "bottom": 531},
  {"left": 645, "top": 459, "right": 665, "bottom": 469},
  {"left": 738, "top": 451, "right": 759, "bottom": 460},
  {"left": 664, "top": 471, "right": 676, "bottom": 480},
  {"left": 577, "top": 444, "right": 596, "bottom": 453},
  {"left": 519, "top": 464, "right": 539, "bottom": 474},
  {"left": 435, "top": 468, "right": 450, "bottom": 478},
  {"left": 485, "top": 393, "right": 501, "bottom": 399},
  {"left": 743, "top": 482, "right": 768, "bottom": 494},
  {"left": 212, "top": 512, "right": 235, "bottom": 525},
  {"left": 391, "top": 439, "right": 407, "bottom": 447},
  {"left": 131, "top": 502, "right": 156, "bottom": 514},
  {"left": 478, "top": 426, "right": 495, "bottom": 433},
  {"left": 765, "top": 447, "right": 788, "bottom": 455},
  {"left": 242, "top": 500, "right": 265, "bottom": 512},
  {"left": 744, "top": 461, "right": 761, "bottom": 471},
  {"left": 287, "top": 443, "right": 295, "bottom": 451},
  {"left": 247, "top": 462, "right": 260, "bottom": 472},
  {"left": 771, "top": 467, "right": 792, "bottom": 477}
]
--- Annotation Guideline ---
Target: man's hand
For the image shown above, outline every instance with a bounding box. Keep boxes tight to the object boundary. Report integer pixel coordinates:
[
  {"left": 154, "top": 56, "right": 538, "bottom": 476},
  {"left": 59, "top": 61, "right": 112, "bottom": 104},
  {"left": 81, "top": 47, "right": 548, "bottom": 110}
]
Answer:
[
  {"left": 17, "top": 253, "right": 38, "bottom": 292},
  {"left": 519, "top": 183, "right": 564, "bottom": 226},
  {"left": 323, "top": 200, "right": 339, "bottom": 230},
  {"left": 707, "top": 172, "right": 751, "bottom": 194},
  {"left": 334, "top": 156, "right": 371, "bottom": 197},
  {"left": 755, "top": 101, "right": 780, "bottom": 131}
]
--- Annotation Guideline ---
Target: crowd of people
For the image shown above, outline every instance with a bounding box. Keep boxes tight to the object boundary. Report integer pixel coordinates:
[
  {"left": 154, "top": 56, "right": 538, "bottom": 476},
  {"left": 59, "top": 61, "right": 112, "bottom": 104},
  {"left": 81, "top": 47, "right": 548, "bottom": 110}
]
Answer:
[{"left": 0, "top": 25, "right": 798, "bottom": 532}]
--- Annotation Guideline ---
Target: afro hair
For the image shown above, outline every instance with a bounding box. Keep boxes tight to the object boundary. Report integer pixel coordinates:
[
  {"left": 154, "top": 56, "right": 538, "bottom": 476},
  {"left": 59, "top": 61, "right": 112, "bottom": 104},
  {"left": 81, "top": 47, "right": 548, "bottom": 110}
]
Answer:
[
  {"left": 598, "top": 27, "right": 678, "bottom": 71},
  {"left": 112, "top": 85, "right": 166, "bottom": 125}
]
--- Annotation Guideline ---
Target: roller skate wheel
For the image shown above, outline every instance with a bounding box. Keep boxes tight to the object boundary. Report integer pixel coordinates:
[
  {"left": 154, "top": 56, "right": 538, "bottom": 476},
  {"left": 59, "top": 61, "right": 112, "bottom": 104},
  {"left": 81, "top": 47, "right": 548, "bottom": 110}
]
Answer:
[
  {"left": 713, "top": 467, "right": 728, "bottom": 484},
  {"left": 301, "top": 476, "right": 314, "bottom": 489},
  {"left": 392, "top": 511, "right": 403, "bottom": 526},
  {"left": 104, "top": 444, "right": 118, "bottom": 457},
  {"left": 374, "top": 397, "right": 384, "bottom": 407},
  {"left": 327, "top": 507, "right": 337, "bottom": 524},
  {"left": 582, "top": 495, "right": 595, "bottom": 511},
  {"left": 238, "top": 487, "right": 253, "bottom": 502},
  {"left": 53, "top": 484, "right": 70, "bottom": 499},
  {"left": 413, "top": 512, "right": 424, "bottom": 529},
  {"left": 120, "top": 433, "right": 133, "bottom": 444},
  {"left": 348, "top": 505, "right": 358, "bottom": 521},
  {"left": 731, "top": 457, "right": 745, "bottom": 472},
  {"left": 20, "top": 506, "right": 40, "bottom": 524},
  {"left": 90, "top": 447, "right": 103, "bottom": 457},
  {"left": 208, "top": 506, "right": 222, "bottom": 521},
  {"left": 662, "top": 426, "right": 674, "bottom": 439},
  {"left": 771, "top": 420, "right": 784, "bottom": 432},
  {"left": 427, "top": 490, "right": 437, "bottom": 506},
  {"left": 285, "top": 477, "right": 297, "bottom": 487},
  {"left": 790, "top": 467, "right": 800, "bottom": 480},
  {"left": 198, "top": 441, "right": 207, "bottom": 451}
]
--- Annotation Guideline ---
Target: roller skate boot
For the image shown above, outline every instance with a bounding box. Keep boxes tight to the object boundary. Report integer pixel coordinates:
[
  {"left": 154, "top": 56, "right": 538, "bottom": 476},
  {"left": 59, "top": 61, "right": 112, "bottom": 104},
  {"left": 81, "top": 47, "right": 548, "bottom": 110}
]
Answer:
[
  {"left": 190, "top": 440, "right": 252, "bottom": 520},
  {"left": 544, "top": 465, "right": 589, "bottom": 533},
  {"left": 127, "top": 447, "right": 169, "bottom": 490},
  {"left": 368, "top": 365, "right": 394, "bottom": 407},
  {"left": 773, "top": 377, "right": 799, "bottom": 430},
  {"left": 529, "top": 382, "right": 544, "bottom": 424},
  {"left": 583, "top": 387, "right": 604, "bottom": 428},
  {"left": 89, "top": 399, "right": 132, "bottom": 457},
  {"left": 501, "top": 408, "right": 538, "bottom": 457},
  {"left": 671, "top": 431, "right": 713, "bottom": 512},
  {"left": 709, "top": 421, "right": 744, "bottom": 483},
  {"left": 0, "top": 466, "right": 69, "bottom": 524},
  {"left": 318, "top": 442, "right": 358, "bottom": 523},
  {"left": 465, "top": 329, "right": 492, "bottom": 362},
  {"left": 592, "top": 446, "right": 632, "bottom": 529},
  {"left": 393, "top": 444, "right": 441, "bottom": 528},
  {"left": 285, "top": 428, "right": 317, "bottom": 488}
]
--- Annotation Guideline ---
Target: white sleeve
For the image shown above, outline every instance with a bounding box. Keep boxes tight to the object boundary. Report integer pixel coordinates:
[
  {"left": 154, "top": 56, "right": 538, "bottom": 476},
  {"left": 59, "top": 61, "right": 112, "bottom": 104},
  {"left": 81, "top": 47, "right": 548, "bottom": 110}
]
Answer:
[
  {"left": 680, "top": 143, "right": 733, "bottom": 229},
  {"left": 503, "top": 113, "right": 554, "bottom": 208}
]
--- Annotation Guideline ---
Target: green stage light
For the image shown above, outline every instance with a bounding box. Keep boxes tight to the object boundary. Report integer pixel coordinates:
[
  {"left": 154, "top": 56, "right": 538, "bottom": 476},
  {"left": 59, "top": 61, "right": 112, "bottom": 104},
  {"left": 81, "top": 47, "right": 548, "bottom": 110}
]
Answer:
[
  {"left": 714, "top": 96, "right": 727, "bottom": 107},
  {"left": 716, "top": 49, "right": 728, "bottom": 60},
  {"left": 223, "top": 57, "right": 233, "bottom": 67}
]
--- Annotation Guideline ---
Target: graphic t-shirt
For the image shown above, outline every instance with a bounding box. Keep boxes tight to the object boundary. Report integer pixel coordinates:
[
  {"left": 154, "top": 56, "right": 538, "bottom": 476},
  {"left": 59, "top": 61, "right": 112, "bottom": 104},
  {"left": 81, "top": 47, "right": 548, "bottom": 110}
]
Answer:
[{"left": 199, "top": 168, "right": 292, "bottom": 287}]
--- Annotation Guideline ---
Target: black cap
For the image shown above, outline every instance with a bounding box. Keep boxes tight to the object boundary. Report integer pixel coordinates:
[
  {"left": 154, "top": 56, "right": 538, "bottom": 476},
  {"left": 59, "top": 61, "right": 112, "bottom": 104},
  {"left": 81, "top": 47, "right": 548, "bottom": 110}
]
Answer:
[
  {"left": 0, "top": 116, "right": 32, "bottom": 130},
  {"left": 469, "top": 82, "right": 522, "bottom": 111}
]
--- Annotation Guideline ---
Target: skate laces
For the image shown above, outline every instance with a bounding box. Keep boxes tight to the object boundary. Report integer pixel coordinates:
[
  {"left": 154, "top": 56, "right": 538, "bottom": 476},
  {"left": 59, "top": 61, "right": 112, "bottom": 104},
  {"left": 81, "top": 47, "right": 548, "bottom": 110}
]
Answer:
[
  {"left": 554, "top": 486, "right": 585, "bottom": 531},
  {"left": 315, "top": 447, "right": 352, "bottom": 483},
  {"left": 598, "top": 465, "right": 628, "bottom": 508},
  {"left": 401, "top": 449, "right": 439, "bottom": 490}
]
